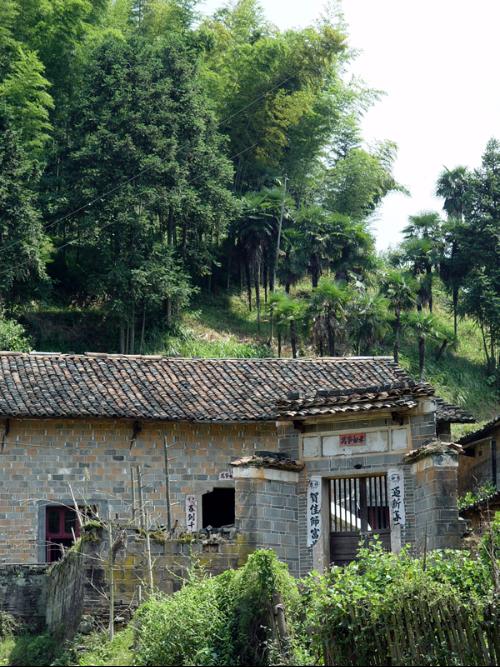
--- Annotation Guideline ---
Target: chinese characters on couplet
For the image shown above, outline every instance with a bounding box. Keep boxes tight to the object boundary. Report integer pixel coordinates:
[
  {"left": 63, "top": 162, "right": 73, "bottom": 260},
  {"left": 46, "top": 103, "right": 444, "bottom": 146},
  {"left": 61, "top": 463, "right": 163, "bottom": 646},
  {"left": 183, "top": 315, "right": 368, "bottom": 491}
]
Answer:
[
  {"left": 307, "top": 477, "right": 322, "bottom": 547},
  {"left": 339, "top": 432, "right": 366, "bottom": 447},
  {"left": 387, "top": 469, "right": 406, "bottom": 528},
  {"left": 185, "top": 494, "right": 198, "bottom": 532}
]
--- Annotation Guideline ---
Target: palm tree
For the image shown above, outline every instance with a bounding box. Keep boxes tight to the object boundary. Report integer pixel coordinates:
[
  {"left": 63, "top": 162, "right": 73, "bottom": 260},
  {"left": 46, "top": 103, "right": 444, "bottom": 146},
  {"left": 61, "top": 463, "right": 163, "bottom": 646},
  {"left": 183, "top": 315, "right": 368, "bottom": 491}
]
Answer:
[
  {"left": 402, "top": 311, "right": 441, "bottom": 380},
  {"left": 350, "top": 292, "right": 390, "bottom": 355},
  {"left": 401, "top": 212, "right": 443, "bottom": 312},
  {"left": 381, "top": 270, "right": 416, "bottom": 364},
  {"left": 436, "top": 166, "right": 471, "bottom": 337},
  {"left": 269, "top": 292, "right": 306, "bottom": 358},
  {"left": 308, "top": 278, "right": 352, "bottom": 356},
  {"left": 436, "top": 166, "right": 469, "bottom": 220},
  {"left": 233, "top": 191, "right": 277, "bottom": 326}
]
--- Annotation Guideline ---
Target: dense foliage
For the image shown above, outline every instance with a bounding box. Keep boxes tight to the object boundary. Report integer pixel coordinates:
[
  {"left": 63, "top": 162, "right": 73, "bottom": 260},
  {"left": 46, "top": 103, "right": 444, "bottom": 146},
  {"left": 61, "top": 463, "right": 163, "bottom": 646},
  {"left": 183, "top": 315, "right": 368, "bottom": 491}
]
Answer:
[
  {"left": 131, "top": 539, "right": 498, "bottom": 667},
  {"left": 134, "top": 550, "right": 303, "bottom": 666},
  {"left": 0, "top": 0, "right": 498, "bottom": 400}
]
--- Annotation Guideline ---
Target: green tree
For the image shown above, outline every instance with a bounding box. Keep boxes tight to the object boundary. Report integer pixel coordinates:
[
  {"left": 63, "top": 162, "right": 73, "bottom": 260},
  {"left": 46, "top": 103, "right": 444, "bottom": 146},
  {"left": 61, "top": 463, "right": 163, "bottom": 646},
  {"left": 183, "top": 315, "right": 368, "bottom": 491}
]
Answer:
[
  {"left": 0, "top": 48, "right": 54, "bottom": 158},
  {"left": 460, "top": 139, "right": 500, "bottom": 373},
  {"left": 0, "top": 113, "right": 47, "bottom": 307},
  {"left": 61, "top": 31, "right": 234, "bottom": 348},
  {"left": 308, "top": 277, "right": 352, "bottom": 356},
  {"left": 381, "top": 269, "right": 416, "bottom": 364},
  {"left": 200, "top": 1, "right": 353, "bottom": 191},
  {"left": 323, "top": 142, "right": 402, "bottom": 221}
]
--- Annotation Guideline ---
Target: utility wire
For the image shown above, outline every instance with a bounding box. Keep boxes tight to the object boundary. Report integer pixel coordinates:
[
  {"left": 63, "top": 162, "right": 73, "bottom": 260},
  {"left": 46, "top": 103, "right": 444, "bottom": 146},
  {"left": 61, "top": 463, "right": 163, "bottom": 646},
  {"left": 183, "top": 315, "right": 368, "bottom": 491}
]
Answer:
[
  {"left": 0, "top": 73, "right": 295, "bottom": 263},
  {"left": 0, "top": 141, "right": 257, "bottom": 283}
]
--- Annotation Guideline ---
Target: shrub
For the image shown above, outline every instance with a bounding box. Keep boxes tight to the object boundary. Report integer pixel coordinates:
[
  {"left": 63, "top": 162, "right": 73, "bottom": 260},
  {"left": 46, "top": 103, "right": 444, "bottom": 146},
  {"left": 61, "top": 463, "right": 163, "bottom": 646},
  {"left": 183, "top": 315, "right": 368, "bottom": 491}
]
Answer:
[
  {"left": 308, "top": 540, "right": 497, "bottom": 666},
  {"left": 8, "top": 633, "right": 59, "bottom": 666},
  {"left": 134, "top": 575, "right": 226, "bottom": 666},
  {"left": 133, "top": 550, "right": 305, "bottom": 667},
  {"left": 0, "top": 611, "right": 18, "bottom": 639},
  {"left": 0, "top": 315, "right": 31, "bottom": 351},
  {"left": 458, "top": 481, "right": 497, "bottom": 510}
]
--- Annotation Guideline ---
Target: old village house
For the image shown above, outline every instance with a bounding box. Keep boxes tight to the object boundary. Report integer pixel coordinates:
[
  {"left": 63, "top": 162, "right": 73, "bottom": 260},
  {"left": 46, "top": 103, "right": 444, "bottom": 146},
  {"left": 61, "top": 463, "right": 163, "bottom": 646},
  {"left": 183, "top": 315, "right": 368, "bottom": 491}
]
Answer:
[{"left": 0, "top": 351, "right": 474, "bottom": 578}]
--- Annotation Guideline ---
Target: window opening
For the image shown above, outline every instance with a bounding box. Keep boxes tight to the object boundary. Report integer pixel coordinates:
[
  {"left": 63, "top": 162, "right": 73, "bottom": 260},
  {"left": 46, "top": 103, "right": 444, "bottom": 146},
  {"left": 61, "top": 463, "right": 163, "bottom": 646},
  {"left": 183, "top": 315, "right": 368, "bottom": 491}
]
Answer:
[{"left": 202, "top": 488, "right": 235, "bottom": 529}]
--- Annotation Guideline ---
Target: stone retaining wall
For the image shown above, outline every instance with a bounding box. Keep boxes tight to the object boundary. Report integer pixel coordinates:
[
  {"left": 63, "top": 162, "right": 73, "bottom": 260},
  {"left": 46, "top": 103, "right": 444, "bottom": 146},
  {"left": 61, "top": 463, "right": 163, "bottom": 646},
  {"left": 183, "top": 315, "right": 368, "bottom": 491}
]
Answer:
[{"left": 0, "top": 564, "right": 47, "bottom": 630}]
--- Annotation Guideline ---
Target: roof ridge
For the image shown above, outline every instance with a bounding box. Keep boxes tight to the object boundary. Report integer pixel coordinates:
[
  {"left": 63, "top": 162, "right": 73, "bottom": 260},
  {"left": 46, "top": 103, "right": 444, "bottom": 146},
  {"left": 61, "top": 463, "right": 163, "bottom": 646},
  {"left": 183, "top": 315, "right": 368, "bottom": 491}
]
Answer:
[{"left": 0, "top": 351, "right": 395, "bottom": 362}]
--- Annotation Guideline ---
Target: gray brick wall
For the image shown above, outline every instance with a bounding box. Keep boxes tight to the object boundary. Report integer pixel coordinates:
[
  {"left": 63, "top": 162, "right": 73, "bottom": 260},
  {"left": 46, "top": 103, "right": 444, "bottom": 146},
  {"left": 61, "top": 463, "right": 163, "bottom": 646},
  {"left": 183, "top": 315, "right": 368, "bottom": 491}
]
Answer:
[
  {"left": 0, "top": 418, "right": 278, "bottom": 563},
  {"left": 235, "top": 475, "right": 300, "bottom": 576},
  {"left": 410, "top": 412, "right": 437, "bottom": 450},
  {"left": 413, "top": 453, "right": 461, "bottom": 551}
]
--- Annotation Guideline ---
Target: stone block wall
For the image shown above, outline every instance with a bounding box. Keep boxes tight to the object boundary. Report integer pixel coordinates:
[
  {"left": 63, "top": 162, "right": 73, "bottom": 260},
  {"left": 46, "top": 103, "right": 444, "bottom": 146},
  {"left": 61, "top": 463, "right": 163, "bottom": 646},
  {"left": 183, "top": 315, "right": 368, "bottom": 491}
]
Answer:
[
  {"left": 0, "top": 564, "right": 47, "bottom": 630},
  {"left": 410, "top": 409, "right": 437, "bottom": 450},
  {"left": 0, "top": 528, "right": 247, "bottom": 639},
  {"left": 45, "top": 543, "right": 89, "bottom": 639},
  {"left": 412, "top": 448, "right": 461, "bottom": 551},
  {"left": 0, "top": 418, "right": 277, "bottom": 563},
  {"left": 67, "top": 529, "right": 244, "bottom": 631},
  {"left": 234, "top": 467, "right": 300, "bottom": 576}
]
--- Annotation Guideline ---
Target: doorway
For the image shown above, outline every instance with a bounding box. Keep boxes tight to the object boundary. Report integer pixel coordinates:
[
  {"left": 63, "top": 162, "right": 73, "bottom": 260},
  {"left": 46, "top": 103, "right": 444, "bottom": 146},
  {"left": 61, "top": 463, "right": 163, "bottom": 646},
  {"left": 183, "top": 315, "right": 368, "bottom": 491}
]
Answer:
[
  {"left": 45, "top": 506, "right": 80, "bottom": 562},
  {"left": 329, "top": 474, "right": 390, "bottom": 565}
]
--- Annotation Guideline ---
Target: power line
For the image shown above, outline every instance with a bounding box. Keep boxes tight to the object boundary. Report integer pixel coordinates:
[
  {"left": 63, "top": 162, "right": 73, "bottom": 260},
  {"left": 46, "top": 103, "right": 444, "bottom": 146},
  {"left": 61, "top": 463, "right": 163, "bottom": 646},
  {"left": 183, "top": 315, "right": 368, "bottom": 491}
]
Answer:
[
  {"left": 0, "top": 141, "right": 257, "bottom": 283},
  {"left": 0, "top": 73, "right": 295, "bottom": 264}
]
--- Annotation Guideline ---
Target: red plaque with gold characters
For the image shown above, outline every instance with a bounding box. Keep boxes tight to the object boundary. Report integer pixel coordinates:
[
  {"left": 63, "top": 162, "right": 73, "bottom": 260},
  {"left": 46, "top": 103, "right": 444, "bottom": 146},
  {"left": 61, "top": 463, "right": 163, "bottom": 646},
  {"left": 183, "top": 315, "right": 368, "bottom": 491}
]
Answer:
[{"left": 340, "top": 432, "right": 366, "bottom": 447}]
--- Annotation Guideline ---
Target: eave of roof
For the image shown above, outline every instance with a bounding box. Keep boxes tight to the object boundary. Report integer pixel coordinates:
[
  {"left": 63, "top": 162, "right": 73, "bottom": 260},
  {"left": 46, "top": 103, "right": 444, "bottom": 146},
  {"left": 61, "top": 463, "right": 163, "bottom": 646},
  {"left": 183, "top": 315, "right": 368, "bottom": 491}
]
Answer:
[
  {"left": 457, "top": 416, "right": 500, "bottom": 446},
  {"left": 276, "top": 382, "right": 433, "bottom": 419},
  {"left": 434, "top": 397, "right": 476, "bottom": 424},
  {"left": 459, "top": 490, "right": 500, "bottom": 514}
]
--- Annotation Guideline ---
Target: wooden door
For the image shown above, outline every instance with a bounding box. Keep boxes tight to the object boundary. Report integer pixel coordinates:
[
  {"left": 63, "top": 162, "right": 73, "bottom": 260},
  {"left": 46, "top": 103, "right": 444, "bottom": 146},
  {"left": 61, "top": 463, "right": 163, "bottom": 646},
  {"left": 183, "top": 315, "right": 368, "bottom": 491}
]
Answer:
[
  {"left": 330, "top": 475, "right": 391, "bottom": 566},
  {"left": 45, "top": 506, "right": 80, "bottom": 562}
]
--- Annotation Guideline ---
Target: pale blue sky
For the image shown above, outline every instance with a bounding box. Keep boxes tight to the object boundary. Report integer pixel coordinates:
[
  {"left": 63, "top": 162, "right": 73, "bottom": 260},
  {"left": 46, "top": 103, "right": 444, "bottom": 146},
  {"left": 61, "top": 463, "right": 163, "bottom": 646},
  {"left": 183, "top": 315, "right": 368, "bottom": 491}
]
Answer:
[{"left": 199, "top": 0, "right": 500, "bottom": 250}]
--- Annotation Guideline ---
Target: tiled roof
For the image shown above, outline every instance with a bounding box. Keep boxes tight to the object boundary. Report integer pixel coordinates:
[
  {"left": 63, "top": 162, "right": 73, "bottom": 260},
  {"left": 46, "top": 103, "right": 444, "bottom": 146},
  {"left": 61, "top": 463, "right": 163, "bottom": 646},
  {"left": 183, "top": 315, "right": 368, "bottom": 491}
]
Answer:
[
  {"left": 457, "top": 416, "right": 500, "bottom": 446},
  {"left": 275, "top": 382, "right": 433, "bottom": 419},
  {"left": 459, "top": 489, "right": 500, "bottom": 514},
  {"left": 403, "top": 439, "right": 463, "bottom": 464},
  {"left": 434, "top": 397, "right": 475, "bottom": 424},
  {"left": 0, "top": 352, "right": 433, "bottom": 423},
  {"left": 231, "top": 454, "right": 304, "bottom": 472}
]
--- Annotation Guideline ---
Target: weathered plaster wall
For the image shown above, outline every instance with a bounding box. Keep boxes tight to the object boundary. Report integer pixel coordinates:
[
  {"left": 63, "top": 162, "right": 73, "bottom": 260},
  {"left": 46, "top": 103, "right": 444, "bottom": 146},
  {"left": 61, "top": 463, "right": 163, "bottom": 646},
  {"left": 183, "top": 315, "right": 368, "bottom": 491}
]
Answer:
[{"left": 0, "top": 418, "right": 277, "bottom": 563}]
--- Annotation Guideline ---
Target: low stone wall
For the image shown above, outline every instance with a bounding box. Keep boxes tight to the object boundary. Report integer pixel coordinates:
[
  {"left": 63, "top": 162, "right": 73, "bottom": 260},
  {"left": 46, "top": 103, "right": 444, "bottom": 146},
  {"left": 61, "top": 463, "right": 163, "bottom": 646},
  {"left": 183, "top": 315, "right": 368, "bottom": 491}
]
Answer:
[
  {"left": 47, "top": 527, "right": 247, "bottom": 632},
  {"left": 45, "top": 543, "right": 89, "bottom": 639},
  {"left": 87, "top": 528, "right": 244, "bottom": 616},
  {"left": 0, "top": 527, "right": 246, "bottom": 639},
  {"left": 0, "top": 564, "right": 47, "bottom": 630}
]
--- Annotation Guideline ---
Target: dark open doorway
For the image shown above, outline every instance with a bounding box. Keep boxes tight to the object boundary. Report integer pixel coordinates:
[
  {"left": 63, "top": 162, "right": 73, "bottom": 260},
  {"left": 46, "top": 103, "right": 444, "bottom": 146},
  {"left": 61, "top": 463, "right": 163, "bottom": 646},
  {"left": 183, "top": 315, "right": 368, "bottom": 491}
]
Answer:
[{"left": 202, "top": 488, "right": 235, "bottom": 528}]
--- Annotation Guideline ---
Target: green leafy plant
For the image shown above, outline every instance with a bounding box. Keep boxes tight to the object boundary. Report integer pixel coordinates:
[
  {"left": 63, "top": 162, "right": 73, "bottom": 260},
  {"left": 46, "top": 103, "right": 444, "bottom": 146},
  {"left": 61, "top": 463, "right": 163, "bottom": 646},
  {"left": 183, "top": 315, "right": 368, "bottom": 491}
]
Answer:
[{"left": 458, "top": 481, "right": 497, "bottom": 510}]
